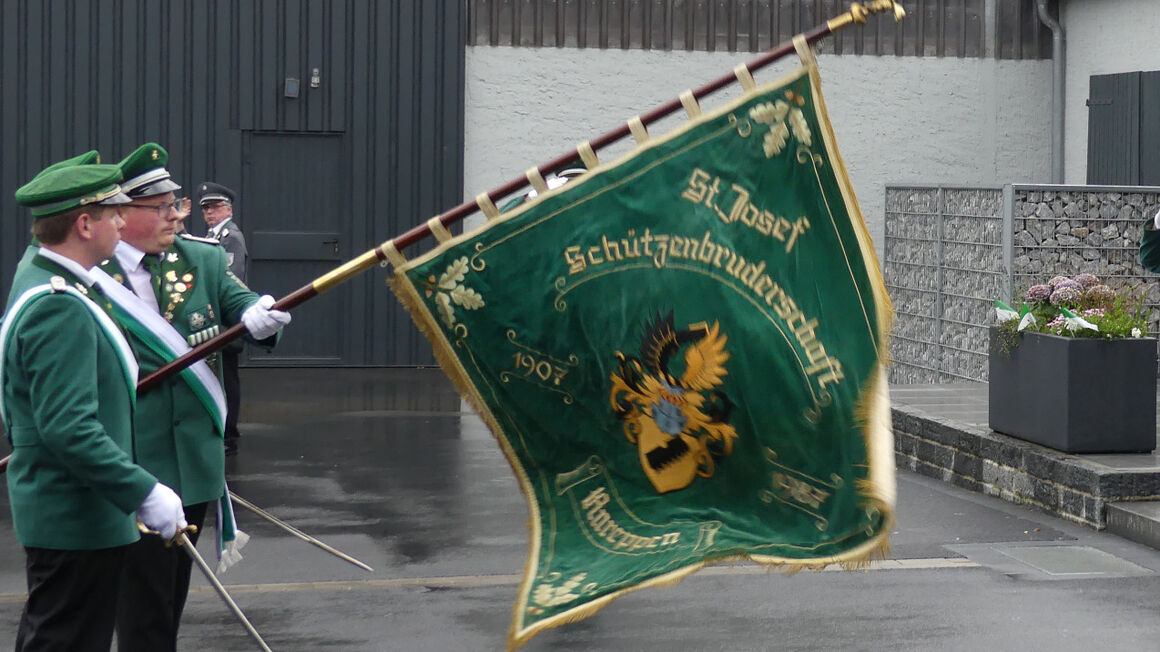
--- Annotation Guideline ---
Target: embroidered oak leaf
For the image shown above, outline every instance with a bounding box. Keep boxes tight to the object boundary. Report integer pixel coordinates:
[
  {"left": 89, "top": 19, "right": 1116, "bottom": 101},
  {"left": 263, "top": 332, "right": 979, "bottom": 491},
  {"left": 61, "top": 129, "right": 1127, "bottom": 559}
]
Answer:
[
  {"left": 531, "top": 573, "right": 590, "bottom": 608},
  {"left": 789, "top": 109, "right": 812, "bottom": 146},
  {"left": 750, "top": 100, "right": 790, "bottom": 126},
  {"left": 438, "top": 257, "right": 469, "bottom": 290},
  {"left": 764, "top": 123, "right": 790, "bottom": 158},
  {"left": 422, "top": 257, "right": 485, "bottom": 330},
  {"left": 449, "top": 285, "right": 484, "bottom": 310},
  {"left": 435, "top": 292, "right": 455, "bottom": 328},
  {"left": 748, "top": 99, "right": 810, "bottom": 158}
]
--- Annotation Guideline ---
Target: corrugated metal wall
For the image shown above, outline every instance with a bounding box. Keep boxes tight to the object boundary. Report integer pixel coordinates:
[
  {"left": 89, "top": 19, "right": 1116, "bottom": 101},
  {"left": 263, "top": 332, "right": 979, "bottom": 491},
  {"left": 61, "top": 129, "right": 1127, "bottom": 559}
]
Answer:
[
  {"left": 1087, "top": 71, "right": 1160, "bottom": 187},
  {"left": 468, "top": 0, "right": 1051, "bottom": 58},
  {"left": 0, "top": 0, "right": 465, "bottom": 366}
]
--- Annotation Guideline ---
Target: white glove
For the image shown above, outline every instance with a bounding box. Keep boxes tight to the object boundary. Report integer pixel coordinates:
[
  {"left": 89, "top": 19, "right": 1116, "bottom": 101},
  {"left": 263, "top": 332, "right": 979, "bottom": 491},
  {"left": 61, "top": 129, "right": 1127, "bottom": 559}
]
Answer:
[
  {"left": 241, "top": 295, "right": 291, "bottom": 340},
  {"left": 137, "top": 483, "right": 187, "bottom": 540},
  {"left": 1153, "top": 208, "right": 1160, "bottom": 231}
]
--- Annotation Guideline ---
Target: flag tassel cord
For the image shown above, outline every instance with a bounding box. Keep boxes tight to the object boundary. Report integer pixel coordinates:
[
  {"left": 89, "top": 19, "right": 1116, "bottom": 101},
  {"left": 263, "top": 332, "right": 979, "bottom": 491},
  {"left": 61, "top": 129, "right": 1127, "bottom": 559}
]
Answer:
[{"left": 133, "top": 0, "right": 905, "bottom": 395}]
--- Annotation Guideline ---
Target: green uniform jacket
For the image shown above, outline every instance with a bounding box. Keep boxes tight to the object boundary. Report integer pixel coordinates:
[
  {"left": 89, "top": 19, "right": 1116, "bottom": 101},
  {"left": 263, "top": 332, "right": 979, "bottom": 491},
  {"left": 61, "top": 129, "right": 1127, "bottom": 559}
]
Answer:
[
  {"left": 2, "top": 252, "right": 157, "bottom": 549},
  {"left": 101, "top": 237, "right": 274, "bottom": 505},
  {"left": 1140, "top": 218, "right": 1160, "bottom": 273}
]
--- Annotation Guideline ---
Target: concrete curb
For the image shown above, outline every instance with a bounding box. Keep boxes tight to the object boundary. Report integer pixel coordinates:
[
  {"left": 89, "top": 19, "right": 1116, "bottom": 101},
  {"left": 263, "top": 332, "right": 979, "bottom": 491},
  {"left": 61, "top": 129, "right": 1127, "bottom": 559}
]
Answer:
[{"left": 892, "top": 406, "right": 1160, "bottom": 529}]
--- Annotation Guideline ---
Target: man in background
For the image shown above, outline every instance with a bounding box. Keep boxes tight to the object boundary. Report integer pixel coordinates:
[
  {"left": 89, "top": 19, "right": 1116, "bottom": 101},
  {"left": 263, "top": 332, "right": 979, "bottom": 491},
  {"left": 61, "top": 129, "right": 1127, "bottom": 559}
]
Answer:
[{"left": 196, "top": 182, "right": 247, "bottom": 455}]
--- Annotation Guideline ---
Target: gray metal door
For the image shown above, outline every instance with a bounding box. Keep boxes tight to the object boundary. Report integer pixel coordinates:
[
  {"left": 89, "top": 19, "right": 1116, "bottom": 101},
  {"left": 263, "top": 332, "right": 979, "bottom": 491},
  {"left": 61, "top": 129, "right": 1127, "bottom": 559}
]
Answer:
[
  {"left": 1140, "top": 71, "right": 1160, "bottom": 186},
  {"left": 1087, "top": 72, "right": 1140, "bottom": 185},
  {"left": 242, "top": 132, "right": 357, "bottom": 365}
]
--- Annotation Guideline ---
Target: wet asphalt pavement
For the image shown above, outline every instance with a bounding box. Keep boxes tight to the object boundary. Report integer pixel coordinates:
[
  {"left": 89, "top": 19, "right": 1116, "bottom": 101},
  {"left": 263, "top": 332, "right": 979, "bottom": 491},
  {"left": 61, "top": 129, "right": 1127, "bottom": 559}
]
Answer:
[{"left": 0, "top": 368, "right": 1159, "bottom": 651}]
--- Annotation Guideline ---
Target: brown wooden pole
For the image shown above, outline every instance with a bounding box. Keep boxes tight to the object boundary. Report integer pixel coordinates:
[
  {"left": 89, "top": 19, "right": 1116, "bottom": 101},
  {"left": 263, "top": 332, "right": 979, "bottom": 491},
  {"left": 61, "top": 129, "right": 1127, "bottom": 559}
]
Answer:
[
  {"left": 0, "top": 2, "right": 905, "bottom": 473},
  {"left": 137, "top": 12, "right": 859, "bottom": 394}
]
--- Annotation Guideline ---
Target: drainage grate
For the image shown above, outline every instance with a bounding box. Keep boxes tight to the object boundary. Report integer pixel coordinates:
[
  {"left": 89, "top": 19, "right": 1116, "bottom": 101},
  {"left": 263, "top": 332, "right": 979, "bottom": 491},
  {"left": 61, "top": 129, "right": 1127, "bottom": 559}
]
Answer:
[
  {"left": 995, "top": 546, "right": 1149, "bottom": 576},
  {"left": 946, "top": 543, "right": 1155, "bottom": 580}
]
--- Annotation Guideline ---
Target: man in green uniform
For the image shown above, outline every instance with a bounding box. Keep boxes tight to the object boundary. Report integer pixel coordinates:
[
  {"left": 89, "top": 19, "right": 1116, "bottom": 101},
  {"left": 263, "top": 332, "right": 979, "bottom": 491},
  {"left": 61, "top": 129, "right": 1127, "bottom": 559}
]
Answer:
[
  {"left": 2, "top": 161, "right": 186, "bottom": 651},
  {"left": 99, "top": 143, "right": 291, "bottom": 651},
  {"left": 1140, "top": 208, "right": 1160, "bottom": 272}
]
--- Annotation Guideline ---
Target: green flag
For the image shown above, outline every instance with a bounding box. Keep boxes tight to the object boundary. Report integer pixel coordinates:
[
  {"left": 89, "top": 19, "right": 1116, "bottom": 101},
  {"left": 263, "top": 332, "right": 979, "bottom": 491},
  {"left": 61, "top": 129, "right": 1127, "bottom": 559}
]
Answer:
[{"left": 390, "top": 56, "right": 894, "bottom": 649}]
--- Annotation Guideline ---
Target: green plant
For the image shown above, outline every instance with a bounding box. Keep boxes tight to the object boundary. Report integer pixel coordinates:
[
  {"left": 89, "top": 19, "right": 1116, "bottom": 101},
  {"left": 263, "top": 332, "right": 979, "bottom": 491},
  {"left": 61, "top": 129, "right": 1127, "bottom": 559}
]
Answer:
[{"left": 994, "top": 273, "right": 1150, "bottom": 348}]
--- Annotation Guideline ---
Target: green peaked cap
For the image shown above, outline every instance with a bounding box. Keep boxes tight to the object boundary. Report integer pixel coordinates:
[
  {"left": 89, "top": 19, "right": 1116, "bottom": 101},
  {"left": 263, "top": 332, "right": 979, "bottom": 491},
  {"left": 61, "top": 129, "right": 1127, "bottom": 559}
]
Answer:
[
  {"left": 16, "top": 164, "right": 130, "bottom": 218},
  {"left": 118, "top": 142, "right": 181, "bottom": 197},
  {"left": 33, "top": 150, "right": 101, "bottom": 180}
]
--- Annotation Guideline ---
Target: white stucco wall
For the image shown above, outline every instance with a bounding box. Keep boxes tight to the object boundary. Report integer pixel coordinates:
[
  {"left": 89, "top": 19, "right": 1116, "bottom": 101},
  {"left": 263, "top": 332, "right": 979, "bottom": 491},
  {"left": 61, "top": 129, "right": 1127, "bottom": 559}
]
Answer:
[
  {"left": 464, "top": 47, "right": 1052, "bottom": 248},
  {"left": 1062, "top": 0, "right": 1160, "bottom": 184}
]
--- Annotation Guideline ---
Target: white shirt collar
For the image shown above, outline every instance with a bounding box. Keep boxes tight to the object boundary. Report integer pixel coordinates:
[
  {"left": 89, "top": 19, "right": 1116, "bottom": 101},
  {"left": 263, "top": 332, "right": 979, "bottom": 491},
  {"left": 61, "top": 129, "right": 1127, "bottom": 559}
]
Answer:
[
  {"left": 210, "top": 217, "right": 233, "bottom": 238},
  {"left": 114, "top": 240, "right": 151, "bottom": 273},
  {"left": 37, "top": 247, "right": 96, "bottom": 286}
]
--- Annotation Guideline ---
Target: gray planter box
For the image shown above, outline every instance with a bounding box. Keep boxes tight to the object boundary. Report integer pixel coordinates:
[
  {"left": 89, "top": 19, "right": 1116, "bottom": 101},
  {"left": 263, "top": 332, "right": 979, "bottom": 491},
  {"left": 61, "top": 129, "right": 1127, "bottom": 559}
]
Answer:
[{"left": 988, "top": 328, "right": 1158, "bottom": 453}]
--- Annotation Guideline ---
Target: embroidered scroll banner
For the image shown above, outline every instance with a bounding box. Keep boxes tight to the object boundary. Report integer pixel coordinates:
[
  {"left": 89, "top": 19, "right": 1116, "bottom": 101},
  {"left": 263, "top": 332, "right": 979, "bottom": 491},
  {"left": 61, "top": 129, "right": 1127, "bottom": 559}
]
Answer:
[{"left": 389, "top": 55, "right": 894, "bottom": 649}]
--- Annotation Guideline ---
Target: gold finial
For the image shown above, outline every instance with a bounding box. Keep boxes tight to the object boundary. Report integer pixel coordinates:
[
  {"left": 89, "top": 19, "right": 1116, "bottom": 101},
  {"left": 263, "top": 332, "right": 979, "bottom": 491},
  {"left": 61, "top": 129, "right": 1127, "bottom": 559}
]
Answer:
[
  {"left": 861, "top": 1, "right": 906, "bottom": 22},
  {"left": 827, "top": 1, "right": 906, "bottom": 31}
]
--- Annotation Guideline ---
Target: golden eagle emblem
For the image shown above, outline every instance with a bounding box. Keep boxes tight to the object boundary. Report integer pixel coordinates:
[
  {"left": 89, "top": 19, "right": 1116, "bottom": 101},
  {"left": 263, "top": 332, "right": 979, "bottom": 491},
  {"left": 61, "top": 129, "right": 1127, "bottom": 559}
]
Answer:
[{"left": 609, "top": 312, "right": 737, "bottom": 494}]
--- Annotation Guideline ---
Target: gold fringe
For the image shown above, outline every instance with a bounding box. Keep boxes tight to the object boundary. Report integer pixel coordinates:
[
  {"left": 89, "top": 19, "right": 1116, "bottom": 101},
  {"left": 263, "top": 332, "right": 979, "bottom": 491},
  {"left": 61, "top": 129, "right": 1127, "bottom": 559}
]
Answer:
[
  {"left": 387, "top": 271, "right": 546, "bottom": 652},
  {"left": 508, "top": 525, "right": 894, "bottom": 649},
  {"left": 801, "top": 47, "right": 897, "bottom": 522}
]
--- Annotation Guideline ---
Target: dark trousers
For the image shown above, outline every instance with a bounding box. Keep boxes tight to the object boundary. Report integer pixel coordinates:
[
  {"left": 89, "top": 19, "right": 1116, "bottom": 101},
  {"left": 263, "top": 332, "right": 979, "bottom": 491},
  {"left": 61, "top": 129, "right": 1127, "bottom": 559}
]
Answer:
[
  {"left": 115, "top": 502, "right": 209, "bottom": 652},
  {"left": 222, "top": 349, "right": 241, "bottom": 445},
  {"left": 15, "top": 545, "right": 126, "bottom": 652}
]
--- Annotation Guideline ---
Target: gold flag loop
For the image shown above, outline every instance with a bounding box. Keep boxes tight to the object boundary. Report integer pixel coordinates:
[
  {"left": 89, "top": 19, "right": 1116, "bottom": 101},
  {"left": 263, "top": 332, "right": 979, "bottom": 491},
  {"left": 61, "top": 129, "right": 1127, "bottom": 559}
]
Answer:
[
  {"left": 679, "top": 90, "right": 702, "bottom": 119},
  {"left": 576, "top": 142, "right": 599, "bottom": 170},
  {"left": 426, "top": 216, "right": 453, "bottom": 242},
  {"left": 793, "top": 34, "right": 815, "bottom": 67},
  {"left": 733, "top": 64, "right": 757, "bottom": 92},
  {"left": 476, "top": 193, "right": 501, "bottom": 220},
  {"left": 525, "top": 167, "right": 549, "bottom": 195},
  {"left": 627, "top": 116, "right": 649, "bottom": 144},
  {"left": 381, "top": 240, "right": 406, "bottom": 269}
]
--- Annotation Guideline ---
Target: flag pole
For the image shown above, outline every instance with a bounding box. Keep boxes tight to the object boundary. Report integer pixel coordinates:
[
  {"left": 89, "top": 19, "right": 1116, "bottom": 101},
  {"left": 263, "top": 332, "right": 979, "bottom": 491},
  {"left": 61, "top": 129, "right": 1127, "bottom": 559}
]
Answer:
[
  {"left": 135, "top": 0, "right": 903, "bottom": 395},
  {"left": 0, "top": 2, "right": 904, "bottom": 475}
]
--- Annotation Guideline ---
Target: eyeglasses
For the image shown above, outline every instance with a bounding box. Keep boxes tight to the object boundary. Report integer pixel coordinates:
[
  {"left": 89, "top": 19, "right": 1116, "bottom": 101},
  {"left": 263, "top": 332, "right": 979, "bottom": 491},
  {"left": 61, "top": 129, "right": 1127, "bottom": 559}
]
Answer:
[{"left": 126, "top": 198, "right": 184, "bottom": 217}]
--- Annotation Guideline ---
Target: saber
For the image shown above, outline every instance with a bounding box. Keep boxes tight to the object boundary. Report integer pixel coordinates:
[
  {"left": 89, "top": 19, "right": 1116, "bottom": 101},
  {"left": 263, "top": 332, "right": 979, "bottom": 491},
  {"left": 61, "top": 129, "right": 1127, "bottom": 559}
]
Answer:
[
  {"left": 229, "top": 491, "right": 374, "bottom": 572},
  {"left": 175, "top": 527, "right": 274, "bottom": 652}
]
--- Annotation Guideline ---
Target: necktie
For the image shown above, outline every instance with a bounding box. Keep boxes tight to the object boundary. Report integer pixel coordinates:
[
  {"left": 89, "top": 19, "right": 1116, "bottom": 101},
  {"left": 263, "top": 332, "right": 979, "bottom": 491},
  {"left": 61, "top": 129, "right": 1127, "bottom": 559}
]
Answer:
[{"left": 140, "top": 254, "right": 165, "bottom": 311}]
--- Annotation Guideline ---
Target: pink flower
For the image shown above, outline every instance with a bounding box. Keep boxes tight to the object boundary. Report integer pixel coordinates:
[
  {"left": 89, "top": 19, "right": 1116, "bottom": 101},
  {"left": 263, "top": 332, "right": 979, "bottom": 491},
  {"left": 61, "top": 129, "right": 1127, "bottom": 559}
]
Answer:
[
  {"left": 1050, "top": 286, "right": 1081, "bottom": 304},
  {"left": 1084, "top": 284, "right": 1114, "bottom": 302},
  {"left": 1074, "top": 273, "right": 1100, "bottom": 288},
  {"left": 1027, "top": 284, "right": 1052, "bottom": 302}
]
